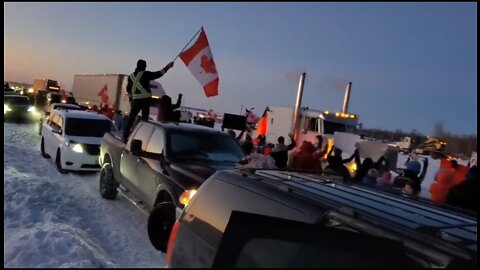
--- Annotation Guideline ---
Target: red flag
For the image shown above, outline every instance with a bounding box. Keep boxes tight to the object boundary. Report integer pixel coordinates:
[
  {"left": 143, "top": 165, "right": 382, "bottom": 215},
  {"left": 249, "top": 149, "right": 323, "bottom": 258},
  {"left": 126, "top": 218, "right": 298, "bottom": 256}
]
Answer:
[
  {"left": 97, "top": 84, "right": 109, "bottom": 105},
  {"left": 179, "top": 28, "right": 219, "bottom": 97},
  {"left": 256, "top": 107, "right": 269, "bottom": 136}
]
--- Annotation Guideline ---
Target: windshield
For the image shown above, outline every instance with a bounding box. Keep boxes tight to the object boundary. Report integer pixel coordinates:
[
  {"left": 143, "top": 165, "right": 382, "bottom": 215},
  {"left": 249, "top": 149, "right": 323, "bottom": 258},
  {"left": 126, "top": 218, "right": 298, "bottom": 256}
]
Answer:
[
  {"left": 4, "top": 96, "right": 30, "bottom": 105},
  {"left": 168, "top": 132, "right": 244, "bottom": 162},
  {"left": 65, "top": 118, "right": 116, "bottom": 137},
  {"left": 323, "top": 120, "right": 355, "bottom": 134}
]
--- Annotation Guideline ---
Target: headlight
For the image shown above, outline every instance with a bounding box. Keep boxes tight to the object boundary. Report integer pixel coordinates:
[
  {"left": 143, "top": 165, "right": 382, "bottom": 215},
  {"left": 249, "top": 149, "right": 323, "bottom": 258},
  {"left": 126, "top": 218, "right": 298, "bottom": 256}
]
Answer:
[
  {"left": 179, "top": 189, "right": 197, "bottom": 206},
  {"left": 4, "top": 104, "right": 12, "bottom": 114},
  {"left": 28, "top": 88, "right": 34, "bottom": 93},
  {"left": 72, "top": 144, "right": 83, "bottom": 153},
  {"left": 28, "top": 106, "right": 36, "bottom": 112}
]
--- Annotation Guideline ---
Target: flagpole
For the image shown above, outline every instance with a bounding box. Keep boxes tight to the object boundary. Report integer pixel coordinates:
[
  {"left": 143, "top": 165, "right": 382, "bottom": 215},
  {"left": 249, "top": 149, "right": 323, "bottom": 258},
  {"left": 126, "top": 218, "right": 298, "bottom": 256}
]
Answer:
[{"left": 173, "top": 26, "right": 203, "bottom": 62}]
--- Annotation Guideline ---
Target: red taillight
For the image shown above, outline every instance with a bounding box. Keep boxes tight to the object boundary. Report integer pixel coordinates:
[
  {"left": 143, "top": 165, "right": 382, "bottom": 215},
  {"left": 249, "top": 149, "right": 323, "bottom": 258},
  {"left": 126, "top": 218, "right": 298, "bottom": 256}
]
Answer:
[{"left": 166, "top": 220, "right": 181, "bottom": 267}]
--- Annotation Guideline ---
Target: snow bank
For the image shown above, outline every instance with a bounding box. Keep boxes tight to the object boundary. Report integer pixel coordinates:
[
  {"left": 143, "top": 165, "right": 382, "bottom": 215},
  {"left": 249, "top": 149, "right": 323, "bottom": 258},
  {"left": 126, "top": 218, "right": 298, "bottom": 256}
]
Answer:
[{"left": 4, "top": 123, "right": 165, "bottom": 267}]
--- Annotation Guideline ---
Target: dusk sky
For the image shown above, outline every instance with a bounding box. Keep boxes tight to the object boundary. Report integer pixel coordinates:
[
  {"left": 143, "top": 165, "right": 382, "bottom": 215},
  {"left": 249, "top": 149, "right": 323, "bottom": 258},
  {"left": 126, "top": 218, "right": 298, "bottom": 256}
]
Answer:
[{"left": 4, "top": 2, "right": 477, "bottom": 135}]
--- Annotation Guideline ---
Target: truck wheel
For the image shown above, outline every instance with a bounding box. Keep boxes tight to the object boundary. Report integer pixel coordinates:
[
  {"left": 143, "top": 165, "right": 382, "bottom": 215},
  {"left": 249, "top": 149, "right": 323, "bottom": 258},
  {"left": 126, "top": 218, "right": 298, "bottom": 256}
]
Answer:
[
  {"left": 99, "top": 163, "right": 118, "bottom": 200},
  {"left": 55, "top": 149, "right": 67, "bottom": 174},
  {"left": 41, "top": 138, "right": 50, "bottom": 158},
  {"left": 148, "top": 202, "right": 175, "bottom": 252}
]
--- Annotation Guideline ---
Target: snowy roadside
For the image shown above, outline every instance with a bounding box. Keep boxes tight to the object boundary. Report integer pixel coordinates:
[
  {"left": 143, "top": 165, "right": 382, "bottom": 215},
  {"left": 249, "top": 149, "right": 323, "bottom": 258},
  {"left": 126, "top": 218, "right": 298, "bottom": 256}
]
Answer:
[{"left": 4, "top": 123, "right": 165, "bottom": 267}]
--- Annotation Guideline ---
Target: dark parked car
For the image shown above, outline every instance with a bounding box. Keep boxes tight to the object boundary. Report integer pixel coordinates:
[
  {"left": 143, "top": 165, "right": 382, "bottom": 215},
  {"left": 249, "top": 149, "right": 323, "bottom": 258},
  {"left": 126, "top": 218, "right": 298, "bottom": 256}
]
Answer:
[
  {"left": 4, "top": 95, "right": 40, "bottom": 122},
  {"left": 166, "top": 169, "right": 477, "bottom": 268},
  {"left": 4, "top": 87, "right": 20, "bottom": 96},
  {"left": 98, "top": 120, "right": 245, "bottom": 251}
]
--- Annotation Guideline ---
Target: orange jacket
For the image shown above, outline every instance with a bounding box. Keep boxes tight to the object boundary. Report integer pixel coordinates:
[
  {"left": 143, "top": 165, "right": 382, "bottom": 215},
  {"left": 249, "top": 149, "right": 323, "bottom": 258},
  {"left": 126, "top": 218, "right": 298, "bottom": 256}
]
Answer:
[
  {"left": 291, "top": 141, "right": 321, "bottom": 172},
  {"left": 430, "top": 167, "right": 455, "bottom": 204}
]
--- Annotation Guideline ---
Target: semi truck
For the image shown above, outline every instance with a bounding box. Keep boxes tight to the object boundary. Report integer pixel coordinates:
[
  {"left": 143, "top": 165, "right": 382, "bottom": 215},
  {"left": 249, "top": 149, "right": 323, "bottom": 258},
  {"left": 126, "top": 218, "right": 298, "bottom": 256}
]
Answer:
[
  {"left": 71, "top": 74, "right": 165, "bottom": 115},
  {"left": 263, "top": 75, "right": 359, "bottom": 149},
  {"left": 266, "top": 106, "right": 358, "bottom": 147},
  {"left": 30, "top": 78, "right": 61, "bottom": 99}
]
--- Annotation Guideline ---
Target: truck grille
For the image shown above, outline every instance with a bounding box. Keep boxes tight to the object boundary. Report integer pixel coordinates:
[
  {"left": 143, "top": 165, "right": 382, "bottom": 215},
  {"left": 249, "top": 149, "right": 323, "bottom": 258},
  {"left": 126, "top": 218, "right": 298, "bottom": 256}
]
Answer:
[{"left": 83, "top": 144, "right": 100, "bottom": 156}]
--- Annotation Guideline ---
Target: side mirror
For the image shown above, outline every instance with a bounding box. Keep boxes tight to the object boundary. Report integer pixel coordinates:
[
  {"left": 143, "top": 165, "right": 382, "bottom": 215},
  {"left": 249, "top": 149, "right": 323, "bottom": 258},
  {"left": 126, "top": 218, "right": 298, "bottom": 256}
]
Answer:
[
  {"left": 131, "top": 139, "right": 142, "bottom": 156},
  {"left": 51, "top": 128, "right": 62, "bottom": 135}
]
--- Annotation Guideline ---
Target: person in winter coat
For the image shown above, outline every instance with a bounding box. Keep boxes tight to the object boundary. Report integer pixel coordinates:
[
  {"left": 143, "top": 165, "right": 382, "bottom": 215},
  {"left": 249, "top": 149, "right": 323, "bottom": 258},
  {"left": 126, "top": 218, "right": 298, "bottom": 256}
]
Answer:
[
  {"left": 157, "top": 94, "right": 182, "bottom": 122},
  {"left": 255, "top": 135, "right": 267, "bottom": 154},
  {"left": 324, "top": 146, "right": 355, "bottom": 180},
  {"left": 393, "top": 158, "right": 428, "bottom": 196},
  {"left": 312, "top": 135, "right": 328, "bottom": 161},
  {"left": 241, "top": 134, "right": 254, "bottom": 155},
  {"left": 446, "top": 166, "right": 477, "bottom": 212},
  {"left": 123, "top": 59, "right": 174, "bottom": 141},
  {"left": 448, "top": 159, "right": 470, "bottom": 186},
  {"left": 270, "top": 136, "right": 289, "bottom": 168},
  {"left": 362, "top": 168, "right": 379, "bottom": 188},
  {"left": 429, "top": 160, "right": 456, "bottom": 204},
  {"left": 290, "top": 141, "right": 321, "bottom": 172},
  {"left": 263, "top": 143, "right": 274, "bottom": 156},
  {"left": 353, "top": 152, "right": 389, "bottom": 182}
]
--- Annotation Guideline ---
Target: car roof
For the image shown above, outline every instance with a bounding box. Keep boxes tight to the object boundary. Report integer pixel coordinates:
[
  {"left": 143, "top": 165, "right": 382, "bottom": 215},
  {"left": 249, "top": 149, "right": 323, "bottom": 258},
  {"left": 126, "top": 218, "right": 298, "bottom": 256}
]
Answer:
[
  {"left": 216, "top": 169, "right": 477, "bottom": 252},
  {"left": 144, "top": 120, "right": 227, "bottom": 135},
  {"left": 53, "top": 109, "right": 110, "bottom": 120}
]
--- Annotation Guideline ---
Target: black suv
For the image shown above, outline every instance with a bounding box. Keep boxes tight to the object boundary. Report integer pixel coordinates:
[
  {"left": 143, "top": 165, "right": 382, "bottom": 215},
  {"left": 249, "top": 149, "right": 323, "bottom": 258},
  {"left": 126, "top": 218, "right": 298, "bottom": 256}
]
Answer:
[{"left": 166, "top": 169, "right": 477, "bottom": 268}]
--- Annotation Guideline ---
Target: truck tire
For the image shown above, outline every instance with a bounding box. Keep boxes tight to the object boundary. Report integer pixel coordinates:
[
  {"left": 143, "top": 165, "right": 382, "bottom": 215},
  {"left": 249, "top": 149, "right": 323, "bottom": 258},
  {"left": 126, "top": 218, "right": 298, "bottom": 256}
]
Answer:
[
  {"left": 148, "top": 202, "right": 175, "bottom": 252},
  {"left": 41, "top": 138, "right": 50, "bottom": 158},
  {"left": 99, "top": 163, "right": 118, "bottom": 200},
  {"left": 55, "top": 149, "right": 67, "bottom": 174}
]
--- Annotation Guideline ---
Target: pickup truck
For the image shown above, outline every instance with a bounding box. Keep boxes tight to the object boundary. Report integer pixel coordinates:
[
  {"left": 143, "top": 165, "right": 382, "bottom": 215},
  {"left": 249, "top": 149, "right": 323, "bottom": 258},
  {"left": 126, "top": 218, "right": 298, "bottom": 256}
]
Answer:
[{"left": 98, "top": 120, "right": 245, "bottom": 251}]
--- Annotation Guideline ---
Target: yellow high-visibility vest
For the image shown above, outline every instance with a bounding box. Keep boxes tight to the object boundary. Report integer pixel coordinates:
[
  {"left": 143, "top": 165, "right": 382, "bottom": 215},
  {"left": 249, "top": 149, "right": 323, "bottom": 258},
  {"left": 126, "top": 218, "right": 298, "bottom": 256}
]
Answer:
[{"left": 130, "top": 71, "right": 151, "bottom": 99}]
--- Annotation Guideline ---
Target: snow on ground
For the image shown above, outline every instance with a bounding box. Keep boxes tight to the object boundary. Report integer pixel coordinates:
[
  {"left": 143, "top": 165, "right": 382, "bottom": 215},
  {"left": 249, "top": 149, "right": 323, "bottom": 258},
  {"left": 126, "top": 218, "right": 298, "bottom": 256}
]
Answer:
[{"left": 4, "top": 122, "right": 165, "bottom": 267}]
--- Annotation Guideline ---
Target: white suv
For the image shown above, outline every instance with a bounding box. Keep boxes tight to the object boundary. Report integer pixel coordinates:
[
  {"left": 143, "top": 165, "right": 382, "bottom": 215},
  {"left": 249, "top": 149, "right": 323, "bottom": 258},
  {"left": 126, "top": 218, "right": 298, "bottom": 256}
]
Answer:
[{"left": 40, "top": 109, "right": 117, "bottom": 173}]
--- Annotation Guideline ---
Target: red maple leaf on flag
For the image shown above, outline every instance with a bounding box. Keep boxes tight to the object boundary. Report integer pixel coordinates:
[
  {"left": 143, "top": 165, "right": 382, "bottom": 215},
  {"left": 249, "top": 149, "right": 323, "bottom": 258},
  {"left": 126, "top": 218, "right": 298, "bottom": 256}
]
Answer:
[
  {"left": 97, "top": 84, "right": 109, "bottom": 105},
  {"left": 200, "top": 55, "right": 217, "bottom": 74}
]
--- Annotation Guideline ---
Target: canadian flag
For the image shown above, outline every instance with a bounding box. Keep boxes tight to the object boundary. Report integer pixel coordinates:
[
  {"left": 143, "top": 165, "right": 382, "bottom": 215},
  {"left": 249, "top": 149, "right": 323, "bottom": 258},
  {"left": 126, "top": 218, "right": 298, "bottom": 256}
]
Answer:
[
  {"left": 97, "top": 84, "right": 109, "bottom": 105},
  {"left": 179, "top": 28, "right": 219, "bottom": 97},
  {"left": 256, "top": 107, "right": 269, "bottom": 136}
]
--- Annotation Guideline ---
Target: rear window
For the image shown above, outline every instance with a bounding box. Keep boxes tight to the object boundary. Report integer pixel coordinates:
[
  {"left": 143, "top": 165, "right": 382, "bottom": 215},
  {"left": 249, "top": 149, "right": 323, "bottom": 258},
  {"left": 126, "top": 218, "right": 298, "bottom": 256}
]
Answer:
[
  {"left": 65, "top": 118, "right": 116, "bottom": 137},
  {"left": 4, "top": 96, "right": 30, "bottom": 105},
  {"left": 213, "top": 211, "right": 410, "bottom": 268}
]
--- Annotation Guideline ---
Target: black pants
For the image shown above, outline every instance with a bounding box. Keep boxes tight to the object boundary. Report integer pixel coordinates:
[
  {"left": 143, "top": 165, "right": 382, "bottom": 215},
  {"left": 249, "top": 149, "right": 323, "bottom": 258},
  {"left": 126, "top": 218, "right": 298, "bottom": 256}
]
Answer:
[{"left": 123, "top": 98, "right": 151, "bottom": 140}]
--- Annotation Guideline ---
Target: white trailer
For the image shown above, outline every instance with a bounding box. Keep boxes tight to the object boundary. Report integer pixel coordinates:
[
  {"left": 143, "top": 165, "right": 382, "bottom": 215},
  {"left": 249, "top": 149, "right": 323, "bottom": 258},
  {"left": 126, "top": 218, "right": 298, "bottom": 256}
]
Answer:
[
  {"left": 266, "top": 106, "right": 358, "bottom": 147},
  {"left": 72, "top": 74, "right": 165, "bottom": 114}
]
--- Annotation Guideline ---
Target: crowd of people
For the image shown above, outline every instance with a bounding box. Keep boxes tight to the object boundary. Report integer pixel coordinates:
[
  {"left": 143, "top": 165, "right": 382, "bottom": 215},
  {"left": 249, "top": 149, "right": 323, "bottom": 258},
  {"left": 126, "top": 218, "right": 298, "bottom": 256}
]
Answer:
[{"left": 229, "top": 131, "right": 477, "bottom": 212}]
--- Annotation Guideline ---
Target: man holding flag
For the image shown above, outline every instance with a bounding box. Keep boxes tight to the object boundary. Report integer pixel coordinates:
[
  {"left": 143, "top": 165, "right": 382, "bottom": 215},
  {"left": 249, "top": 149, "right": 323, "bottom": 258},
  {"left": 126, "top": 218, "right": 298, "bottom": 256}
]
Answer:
[
  {"left": 122, "top": 26, "right": 218, "bottom": 141},
  {"left": 122, "top": 59, "right": 174, "bottom": 141}
]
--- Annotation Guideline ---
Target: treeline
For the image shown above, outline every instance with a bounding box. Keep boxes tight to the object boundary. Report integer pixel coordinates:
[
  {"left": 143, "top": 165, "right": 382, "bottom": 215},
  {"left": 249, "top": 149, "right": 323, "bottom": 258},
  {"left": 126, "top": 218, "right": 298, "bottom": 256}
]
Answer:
[{"left": 358, "top": 122, "right": 477, "bottom": 156}]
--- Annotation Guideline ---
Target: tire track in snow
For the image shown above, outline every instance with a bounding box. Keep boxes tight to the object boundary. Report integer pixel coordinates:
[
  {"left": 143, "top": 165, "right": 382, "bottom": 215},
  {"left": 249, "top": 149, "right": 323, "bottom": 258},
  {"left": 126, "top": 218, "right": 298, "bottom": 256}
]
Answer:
[{"left": 4, "top": 123, "right": 165, "bottom": 267}]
